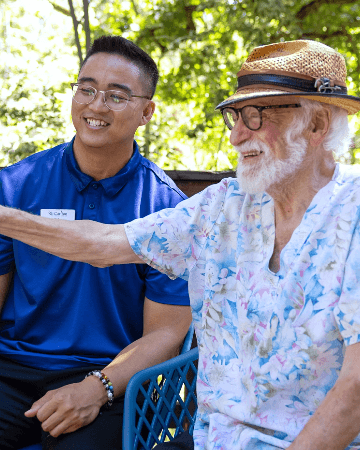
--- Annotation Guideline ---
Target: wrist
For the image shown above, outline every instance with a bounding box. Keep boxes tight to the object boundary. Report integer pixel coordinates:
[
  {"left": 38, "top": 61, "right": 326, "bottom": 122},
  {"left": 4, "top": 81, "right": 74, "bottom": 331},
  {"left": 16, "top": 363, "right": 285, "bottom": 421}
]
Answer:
[
  {"left": 85, "top": 370, "right": 115, "bottom": 408},
  {"left": 82, "top": 376, "right": 109, "bottom": 407}
]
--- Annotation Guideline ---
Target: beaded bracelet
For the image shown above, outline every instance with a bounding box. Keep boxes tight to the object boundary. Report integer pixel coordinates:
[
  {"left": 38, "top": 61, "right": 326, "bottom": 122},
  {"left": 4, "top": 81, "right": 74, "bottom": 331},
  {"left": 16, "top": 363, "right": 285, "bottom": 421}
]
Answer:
[{"left": 85, "top": 370, "right": 114, "bottom": 408}]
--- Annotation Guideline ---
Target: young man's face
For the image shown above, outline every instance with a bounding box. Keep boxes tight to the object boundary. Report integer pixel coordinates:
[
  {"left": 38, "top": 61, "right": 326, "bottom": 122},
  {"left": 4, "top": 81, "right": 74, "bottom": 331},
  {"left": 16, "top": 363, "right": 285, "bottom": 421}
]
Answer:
[{"left": 71, "top": 52, "right": 153, "bottom": 153}]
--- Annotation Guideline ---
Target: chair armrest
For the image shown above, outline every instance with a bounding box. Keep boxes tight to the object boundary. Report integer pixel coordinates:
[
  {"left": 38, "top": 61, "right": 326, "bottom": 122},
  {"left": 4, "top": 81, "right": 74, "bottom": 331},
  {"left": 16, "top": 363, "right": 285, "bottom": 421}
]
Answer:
[{"left": 123, "top": 347, "right": 199, "bottom": 450}]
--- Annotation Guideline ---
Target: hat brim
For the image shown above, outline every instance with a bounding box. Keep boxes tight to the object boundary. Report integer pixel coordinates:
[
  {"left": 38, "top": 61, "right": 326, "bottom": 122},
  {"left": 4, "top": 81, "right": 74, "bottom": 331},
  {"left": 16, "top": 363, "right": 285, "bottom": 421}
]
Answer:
[{"left": 215, "top": 88, "right": 360, "bottom": 115}]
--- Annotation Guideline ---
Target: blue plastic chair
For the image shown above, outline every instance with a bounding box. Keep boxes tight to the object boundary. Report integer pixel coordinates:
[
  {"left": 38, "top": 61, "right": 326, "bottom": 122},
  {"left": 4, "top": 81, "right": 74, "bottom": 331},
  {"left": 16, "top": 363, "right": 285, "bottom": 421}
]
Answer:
[
  {"left": 123, "top": 346, "right": 199, "bottom": 450},
  {"left": 19, "top": 325, "right": 195, "bottom": 450},
  {"left": 178, "top": 323, "right": 194, "bottom": 355}
]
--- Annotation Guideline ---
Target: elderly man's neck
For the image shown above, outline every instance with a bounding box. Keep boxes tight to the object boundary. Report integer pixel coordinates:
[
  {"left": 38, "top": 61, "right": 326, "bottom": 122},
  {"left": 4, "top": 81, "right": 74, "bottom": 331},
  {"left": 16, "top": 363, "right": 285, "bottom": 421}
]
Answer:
[
  {"left": 267, "top": 148, "right": 335, "bottom": 273},
  {"left": 267, "top": 149, "right": 336, "bottom": 221}
]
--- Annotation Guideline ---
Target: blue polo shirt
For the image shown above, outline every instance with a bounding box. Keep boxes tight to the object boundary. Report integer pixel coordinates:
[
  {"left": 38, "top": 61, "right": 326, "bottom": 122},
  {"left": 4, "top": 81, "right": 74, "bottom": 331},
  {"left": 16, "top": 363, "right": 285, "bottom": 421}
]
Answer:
[{"left": 0, "top": 139, "right": 189, "bottom": 370}]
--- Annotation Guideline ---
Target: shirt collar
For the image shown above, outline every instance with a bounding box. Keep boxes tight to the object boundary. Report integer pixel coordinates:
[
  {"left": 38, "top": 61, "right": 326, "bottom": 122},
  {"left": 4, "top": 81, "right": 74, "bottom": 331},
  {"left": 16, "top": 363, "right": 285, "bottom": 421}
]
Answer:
[{"left": 65, "top": 137, "right": 142, "bottom": 197}]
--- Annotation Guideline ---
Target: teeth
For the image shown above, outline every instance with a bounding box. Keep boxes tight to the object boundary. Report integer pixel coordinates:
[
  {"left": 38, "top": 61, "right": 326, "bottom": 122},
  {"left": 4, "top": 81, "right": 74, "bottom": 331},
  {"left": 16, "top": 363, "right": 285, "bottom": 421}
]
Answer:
[
  {"left": 242, "top": 150, "right": 265, "bottom": 158},
  {"left": 86, "top": 118, "right": 108, "bottom": 127},
  {"left": 244, "top": 151, "right": 260, "bottom": 157}
]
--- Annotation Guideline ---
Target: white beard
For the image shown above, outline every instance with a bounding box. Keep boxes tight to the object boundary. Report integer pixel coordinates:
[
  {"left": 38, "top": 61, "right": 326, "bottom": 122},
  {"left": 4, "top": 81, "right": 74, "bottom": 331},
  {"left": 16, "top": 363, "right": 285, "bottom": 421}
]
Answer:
[{"left": 235, "top": 128, "right": 308, "bottom": 194}]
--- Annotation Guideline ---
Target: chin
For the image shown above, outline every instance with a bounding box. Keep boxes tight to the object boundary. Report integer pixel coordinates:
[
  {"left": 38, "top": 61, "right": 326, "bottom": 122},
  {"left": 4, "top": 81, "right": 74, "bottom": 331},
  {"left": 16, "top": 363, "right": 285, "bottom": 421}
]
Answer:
[
  {"left": 236, "top": 172, "right": 270, "bottom": 194},
  {"left": 236, "top": 155, "right": 272, "bottom": 194},
  {"left": 75, "top": 132, "right": 109, "bottom": 149},
  {"left": 236, "top": 134, "right": 308, "bottom": 195}
]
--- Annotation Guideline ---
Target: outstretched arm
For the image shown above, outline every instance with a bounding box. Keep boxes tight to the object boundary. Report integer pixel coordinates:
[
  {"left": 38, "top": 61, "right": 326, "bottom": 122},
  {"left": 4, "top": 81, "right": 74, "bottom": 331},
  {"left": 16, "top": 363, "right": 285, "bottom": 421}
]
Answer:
[{"left": 0, "top": 205, "right": 142, "bottom": 267}]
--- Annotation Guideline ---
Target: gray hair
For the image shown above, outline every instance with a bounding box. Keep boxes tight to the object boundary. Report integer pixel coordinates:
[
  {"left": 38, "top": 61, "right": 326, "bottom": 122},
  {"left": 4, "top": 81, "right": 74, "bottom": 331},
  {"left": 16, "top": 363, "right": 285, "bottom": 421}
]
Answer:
[{"left": 290, "top": 98, "right": 351, "bottom": 156}]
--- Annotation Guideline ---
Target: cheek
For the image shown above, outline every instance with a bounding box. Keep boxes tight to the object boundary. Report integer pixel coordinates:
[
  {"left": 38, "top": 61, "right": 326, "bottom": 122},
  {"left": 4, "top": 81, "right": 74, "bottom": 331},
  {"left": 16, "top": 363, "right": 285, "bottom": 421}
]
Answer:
[
  {"left": 262, "top": 122, "right": 283, "bottom": 147},
  {"left": 71, "top": 102, "right": 82, "bottom": 125}
]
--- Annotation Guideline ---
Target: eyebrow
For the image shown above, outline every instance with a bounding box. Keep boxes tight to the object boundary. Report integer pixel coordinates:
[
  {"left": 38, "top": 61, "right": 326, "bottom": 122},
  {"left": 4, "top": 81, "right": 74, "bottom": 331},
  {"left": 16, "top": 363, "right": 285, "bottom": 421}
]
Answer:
[{"left": 77, "top": 77, "right": 133, "bottom": 94}]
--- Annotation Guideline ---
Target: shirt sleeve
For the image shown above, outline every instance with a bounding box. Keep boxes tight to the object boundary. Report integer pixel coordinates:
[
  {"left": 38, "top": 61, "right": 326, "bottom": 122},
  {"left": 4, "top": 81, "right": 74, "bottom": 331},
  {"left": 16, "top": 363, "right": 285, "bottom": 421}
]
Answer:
[
  {"left": 0, "top": 177, "right": 15, "bottom": 275},
  {"left": 125, "top": 180, "right": 228, "bottom": 280},
  {"left": 142, "top": 264, "right": 190, "bottom": 305},
  {"left": 334, "top": 217, "right": 360, "bottom": 346}
]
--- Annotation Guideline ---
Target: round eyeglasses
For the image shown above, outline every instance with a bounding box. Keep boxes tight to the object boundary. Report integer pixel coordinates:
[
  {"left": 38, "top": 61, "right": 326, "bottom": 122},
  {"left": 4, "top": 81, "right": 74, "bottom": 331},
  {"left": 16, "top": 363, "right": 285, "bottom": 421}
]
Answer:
[
  {"left": 221, "top": 104, "right": 302, "bottom": 131},
  {"left": 71, "top": 83, "right": 151, "bottom": 112}
]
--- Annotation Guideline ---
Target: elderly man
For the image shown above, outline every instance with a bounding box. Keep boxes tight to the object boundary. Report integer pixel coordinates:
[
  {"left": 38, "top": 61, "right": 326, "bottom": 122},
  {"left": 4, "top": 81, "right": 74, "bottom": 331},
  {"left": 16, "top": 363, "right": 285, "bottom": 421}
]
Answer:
[{"left": 0, "top": 40, "right": 360, "bottom": 450}]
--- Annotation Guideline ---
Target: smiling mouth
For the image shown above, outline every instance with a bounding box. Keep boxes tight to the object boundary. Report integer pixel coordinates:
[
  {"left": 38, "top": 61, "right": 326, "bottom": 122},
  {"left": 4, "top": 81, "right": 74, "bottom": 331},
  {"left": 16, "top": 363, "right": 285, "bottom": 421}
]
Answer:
[
  {"left": 85, "top": 118, "right": 110, "bottom": 127},
  {"left": 243, "top": 150, "right": 264, "bottom": 159}
]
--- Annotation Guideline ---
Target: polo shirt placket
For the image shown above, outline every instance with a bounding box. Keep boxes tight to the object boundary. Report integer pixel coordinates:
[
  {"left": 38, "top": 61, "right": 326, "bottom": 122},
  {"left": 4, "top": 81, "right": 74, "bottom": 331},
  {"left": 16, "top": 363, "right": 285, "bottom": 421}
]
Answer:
[{"left": 84, "top": 182, "right": 101, "bottom": 221}]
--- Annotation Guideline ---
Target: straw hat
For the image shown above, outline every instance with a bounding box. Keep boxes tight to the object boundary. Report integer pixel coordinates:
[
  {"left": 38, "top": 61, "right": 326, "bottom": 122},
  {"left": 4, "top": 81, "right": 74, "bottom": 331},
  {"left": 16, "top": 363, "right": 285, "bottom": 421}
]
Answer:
[{"left": 216, "top": 40, "right": 360, "bottom": 115}]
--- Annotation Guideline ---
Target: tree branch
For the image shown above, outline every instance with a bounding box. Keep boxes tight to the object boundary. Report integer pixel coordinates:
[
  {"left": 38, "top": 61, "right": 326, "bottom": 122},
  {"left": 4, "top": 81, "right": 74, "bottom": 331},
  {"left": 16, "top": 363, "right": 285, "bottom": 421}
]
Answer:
[
  {"left": 296, "top": 0, "right": 359, "bottom": 20},
  {"left": 137, "top": 26, "right": 168, "bottom": 54},
  {"left": 184, "top": 5, "right": 197, "bottom": 32},
  {"left": 47, "top": 0, "right": 70, "bottom": 16},
  {"left": 130, "top": 0, "right": 139, "bottom": 15},
  {"left": 300, "top": 28, "right": 348, "bottom": 38},
  {"left": 82, "top": 0, "right": 91, "bottom": 54},
  {"left": 68, "top": 0, "right": 83, "bottom": 67}
]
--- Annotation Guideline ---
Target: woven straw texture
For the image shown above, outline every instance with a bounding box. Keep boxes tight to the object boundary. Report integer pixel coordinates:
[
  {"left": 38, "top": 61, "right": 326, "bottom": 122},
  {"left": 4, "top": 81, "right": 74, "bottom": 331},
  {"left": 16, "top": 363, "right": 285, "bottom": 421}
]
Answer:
[
  {"left": 241, "top": 41, "right": 346, "bottom": 83},
  {"left": 216, "top": 39, "right": 360, "bottom": 114}
]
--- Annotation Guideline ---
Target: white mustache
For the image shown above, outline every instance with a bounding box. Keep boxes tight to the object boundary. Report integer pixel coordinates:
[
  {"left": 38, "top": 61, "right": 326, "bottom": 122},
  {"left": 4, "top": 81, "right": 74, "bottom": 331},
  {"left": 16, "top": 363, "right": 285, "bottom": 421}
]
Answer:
[{"left": 233, "top": 140, "right": 271, "bottom": 158}]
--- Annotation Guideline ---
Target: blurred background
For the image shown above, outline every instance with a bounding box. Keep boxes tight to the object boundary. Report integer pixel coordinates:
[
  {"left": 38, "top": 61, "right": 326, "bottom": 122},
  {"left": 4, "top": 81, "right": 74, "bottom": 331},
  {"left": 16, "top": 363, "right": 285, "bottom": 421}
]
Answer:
[{"left": 0, "top": 0, "right": 360, "bottom": 170}]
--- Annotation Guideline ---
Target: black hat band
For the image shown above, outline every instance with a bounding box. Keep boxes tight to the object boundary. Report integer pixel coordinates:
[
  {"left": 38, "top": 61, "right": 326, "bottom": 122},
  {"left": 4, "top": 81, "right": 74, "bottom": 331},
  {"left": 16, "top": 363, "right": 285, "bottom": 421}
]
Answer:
[{"left": 237, "top": 74, "right": 348, "bottom": 95}]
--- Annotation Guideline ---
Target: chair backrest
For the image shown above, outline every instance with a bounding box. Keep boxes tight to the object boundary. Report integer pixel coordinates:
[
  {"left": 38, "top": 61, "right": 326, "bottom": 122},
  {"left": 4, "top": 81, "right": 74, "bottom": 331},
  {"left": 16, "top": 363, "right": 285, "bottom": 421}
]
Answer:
[{"left": 123, "top": 347, "right": 199, "bottom": 450}]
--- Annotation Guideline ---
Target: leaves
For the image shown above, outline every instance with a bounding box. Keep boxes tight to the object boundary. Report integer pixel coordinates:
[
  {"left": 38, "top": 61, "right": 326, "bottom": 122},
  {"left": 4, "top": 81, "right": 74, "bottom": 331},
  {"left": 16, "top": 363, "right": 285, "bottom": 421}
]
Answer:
[{"left": 1, "top": 0, "right": 360, "bottom": 168}]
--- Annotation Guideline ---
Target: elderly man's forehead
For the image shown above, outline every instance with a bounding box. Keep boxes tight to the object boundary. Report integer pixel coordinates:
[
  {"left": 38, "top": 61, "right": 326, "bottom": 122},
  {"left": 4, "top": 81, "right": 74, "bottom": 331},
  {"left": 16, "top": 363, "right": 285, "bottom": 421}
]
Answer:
[{"left": 231, "top": 96, "right": 302, "bottom": 109}]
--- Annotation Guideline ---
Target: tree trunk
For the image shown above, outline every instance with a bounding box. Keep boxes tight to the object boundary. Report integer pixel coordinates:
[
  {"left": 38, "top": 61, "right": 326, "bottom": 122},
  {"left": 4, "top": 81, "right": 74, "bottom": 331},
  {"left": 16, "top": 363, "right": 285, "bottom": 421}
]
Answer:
[
  {"left": 82, "top": 0, "right": 91, "bottom": 54},
  {"left": 68, "top": 0, "right": 83, "bottom": 67}
]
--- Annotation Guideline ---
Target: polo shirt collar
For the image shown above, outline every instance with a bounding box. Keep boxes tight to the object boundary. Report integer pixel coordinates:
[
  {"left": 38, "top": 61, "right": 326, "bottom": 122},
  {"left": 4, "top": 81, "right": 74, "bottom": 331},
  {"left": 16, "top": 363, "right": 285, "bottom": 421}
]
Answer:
[{"left": 65, "top": 137, "right": 142, "bottom": 197}]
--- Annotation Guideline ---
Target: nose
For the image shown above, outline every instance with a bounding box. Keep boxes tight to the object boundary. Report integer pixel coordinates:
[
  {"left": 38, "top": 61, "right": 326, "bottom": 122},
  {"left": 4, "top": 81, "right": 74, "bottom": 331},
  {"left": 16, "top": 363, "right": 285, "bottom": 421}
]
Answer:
[
  {"left": 229, "top": 116, "right": 253, "bottom": 147},
  {"left": 88, "top": 91, "right": 109, "bottom": 112}
]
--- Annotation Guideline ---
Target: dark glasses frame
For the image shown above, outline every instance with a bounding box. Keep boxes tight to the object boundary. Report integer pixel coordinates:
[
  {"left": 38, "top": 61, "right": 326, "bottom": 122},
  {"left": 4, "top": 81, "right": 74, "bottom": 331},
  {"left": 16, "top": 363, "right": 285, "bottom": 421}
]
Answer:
[{"left": 221, "top": 104, "right": 302, "bottom": 130}]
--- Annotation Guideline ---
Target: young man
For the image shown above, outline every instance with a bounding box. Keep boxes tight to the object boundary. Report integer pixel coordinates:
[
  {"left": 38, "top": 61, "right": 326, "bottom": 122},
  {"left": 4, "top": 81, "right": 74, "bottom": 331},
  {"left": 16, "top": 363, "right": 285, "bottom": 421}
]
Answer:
[
  {"left": 1, "top": 40, "right": 360, "bottom": 450},
  {"left": 0, "top": 36, "right": 191, "bottom": 449}
]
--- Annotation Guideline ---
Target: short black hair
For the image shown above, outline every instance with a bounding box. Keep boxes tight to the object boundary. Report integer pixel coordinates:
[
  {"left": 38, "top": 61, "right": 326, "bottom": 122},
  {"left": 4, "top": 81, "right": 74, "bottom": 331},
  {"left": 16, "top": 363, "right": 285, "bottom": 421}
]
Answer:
[{"left": 82, "top": 35, "right": 159, "bottom": 98}]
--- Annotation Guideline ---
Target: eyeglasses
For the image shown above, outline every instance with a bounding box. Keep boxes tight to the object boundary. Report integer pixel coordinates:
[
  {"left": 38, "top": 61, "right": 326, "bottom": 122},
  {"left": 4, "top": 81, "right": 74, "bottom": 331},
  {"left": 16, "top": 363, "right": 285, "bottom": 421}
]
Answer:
[
  {"left": 221, "top": 104, "right": 302, "bottom": 131},
  {"left": 71, "top": 83, "right": 151, "bottom": 111}
]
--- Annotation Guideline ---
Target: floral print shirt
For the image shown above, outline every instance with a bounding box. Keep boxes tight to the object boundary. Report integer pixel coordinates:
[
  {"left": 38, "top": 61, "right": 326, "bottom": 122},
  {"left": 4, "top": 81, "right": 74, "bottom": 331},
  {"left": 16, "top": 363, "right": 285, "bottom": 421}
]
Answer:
[{"left": 125, "top": 163, "right": 360, "bottom": 450}]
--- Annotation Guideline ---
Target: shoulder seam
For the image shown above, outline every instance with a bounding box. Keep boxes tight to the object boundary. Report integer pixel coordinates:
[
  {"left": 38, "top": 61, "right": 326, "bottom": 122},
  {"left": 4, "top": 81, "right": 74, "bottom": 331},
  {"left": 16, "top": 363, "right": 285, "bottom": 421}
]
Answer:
[
  {"left": 139, "top": 159, "right": 187, "bottom": 200},
  {"left": 187, "top": 178, "right": 229, "bottom": 273}
]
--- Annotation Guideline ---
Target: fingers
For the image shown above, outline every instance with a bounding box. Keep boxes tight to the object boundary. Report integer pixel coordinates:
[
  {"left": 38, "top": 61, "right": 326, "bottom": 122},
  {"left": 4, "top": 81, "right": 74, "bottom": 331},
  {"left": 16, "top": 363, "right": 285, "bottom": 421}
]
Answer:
[
  {"left": 42, "top": 415, "right": 80, "bottom": 438},
  {"left": 24, "top": 392, "right": 55, "bottom": 417},
  {"left": 24, "top": 381, "right": 104, "bottom": 437},
  {"left": 40, "top": 405, "right": 100, "bottom": 437},
  {"left": 37, "top": 392, "right": 78, "bottom": 436},
  {"left": 44, "top": 407, "right": 100, "bottom": 437},
  {"left": 37, "top": 401, "right": 61, "bottom": 428},
  {"left": 24, "top": 407, "right": 40, "bottom": 417}
]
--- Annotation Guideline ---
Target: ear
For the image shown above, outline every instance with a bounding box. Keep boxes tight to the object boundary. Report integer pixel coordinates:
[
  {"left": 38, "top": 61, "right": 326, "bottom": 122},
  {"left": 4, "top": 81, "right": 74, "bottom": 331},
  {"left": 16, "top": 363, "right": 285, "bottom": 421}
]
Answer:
[
  {"left": 309, "top": 106, "right": 331, "bottom": 147},
  {"left": 139, "top": 100, "right": 156, "bottom": 127}
]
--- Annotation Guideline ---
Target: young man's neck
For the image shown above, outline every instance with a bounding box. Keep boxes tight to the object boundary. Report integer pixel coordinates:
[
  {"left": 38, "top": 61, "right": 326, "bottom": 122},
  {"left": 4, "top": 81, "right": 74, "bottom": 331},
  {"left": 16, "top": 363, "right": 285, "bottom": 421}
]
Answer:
[{"left": 73, "top": 137, "right": 134, "bottom": 181}]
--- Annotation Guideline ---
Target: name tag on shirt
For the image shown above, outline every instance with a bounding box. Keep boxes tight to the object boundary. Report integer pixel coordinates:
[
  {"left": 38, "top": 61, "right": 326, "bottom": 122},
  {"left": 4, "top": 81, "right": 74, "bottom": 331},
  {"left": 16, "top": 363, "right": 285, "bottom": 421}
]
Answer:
[{"left": 40, "top": 209, "right": 76, "bottom": 220}]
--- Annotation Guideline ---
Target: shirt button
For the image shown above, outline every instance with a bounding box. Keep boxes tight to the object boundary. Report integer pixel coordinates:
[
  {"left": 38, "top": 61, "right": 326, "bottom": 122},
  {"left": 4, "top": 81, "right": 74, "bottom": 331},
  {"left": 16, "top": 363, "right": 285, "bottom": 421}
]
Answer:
[
  {"left": 92, "top": 184, "right": 99, "bottom": 190},
  {"left": 88, "top": 203, "right": 95, "bottom": 209}
]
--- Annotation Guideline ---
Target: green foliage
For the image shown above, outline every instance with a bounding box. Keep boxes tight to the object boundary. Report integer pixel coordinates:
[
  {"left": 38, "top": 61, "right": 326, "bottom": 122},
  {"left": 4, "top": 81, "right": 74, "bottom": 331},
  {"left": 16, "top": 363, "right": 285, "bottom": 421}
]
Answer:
[
  {"left": 92, "top": 0, "right": 360, "bottom": 168},
  {"left": 0, "top": 72, "right": 66, "bottom": 164},
  {"left": 1, "top": 0, "right": 360, "bottom": 169},
  {"left": 0, "top": 0, "right": 76, "bottom": 165}
]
